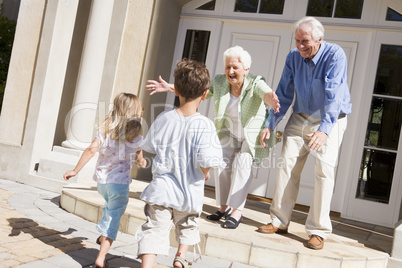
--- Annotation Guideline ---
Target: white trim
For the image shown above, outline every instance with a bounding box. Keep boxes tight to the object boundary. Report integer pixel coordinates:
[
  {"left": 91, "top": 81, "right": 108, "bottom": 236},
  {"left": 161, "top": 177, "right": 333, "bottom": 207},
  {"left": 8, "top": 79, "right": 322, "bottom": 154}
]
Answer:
[
  {"left": 378, "top": 0, "right": 402, "bottom": 27},
  {"left": 181, "top": 0, "right": 402, "bottom": 30}
]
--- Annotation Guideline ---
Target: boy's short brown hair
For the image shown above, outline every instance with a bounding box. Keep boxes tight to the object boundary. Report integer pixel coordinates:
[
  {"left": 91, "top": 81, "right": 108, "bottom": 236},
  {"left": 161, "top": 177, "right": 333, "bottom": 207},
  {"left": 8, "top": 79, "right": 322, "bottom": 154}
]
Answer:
[{"left": 173, "top": 59, "right": 210, "bottom": 101}]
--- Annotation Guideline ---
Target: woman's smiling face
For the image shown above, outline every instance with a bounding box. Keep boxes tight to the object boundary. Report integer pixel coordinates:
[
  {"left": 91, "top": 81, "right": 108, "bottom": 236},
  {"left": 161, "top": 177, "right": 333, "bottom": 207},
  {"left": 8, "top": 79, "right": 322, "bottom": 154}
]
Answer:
[
  {"left": 225, "top": 57, "right": 249, "bottom": 88},
  {"left": 295, "top": 27, "right": 322, "bottom": 60}
]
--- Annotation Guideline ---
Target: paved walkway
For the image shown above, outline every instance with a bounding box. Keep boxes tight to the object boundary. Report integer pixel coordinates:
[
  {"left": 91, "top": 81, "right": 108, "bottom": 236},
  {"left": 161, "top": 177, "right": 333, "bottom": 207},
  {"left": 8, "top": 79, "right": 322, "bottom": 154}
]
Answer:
[
  {"left": 0, "top": 178, "right": 251, "bottom": 268},
  {"left": 0, "top": 178, "right": 394, "bottom": 267}
]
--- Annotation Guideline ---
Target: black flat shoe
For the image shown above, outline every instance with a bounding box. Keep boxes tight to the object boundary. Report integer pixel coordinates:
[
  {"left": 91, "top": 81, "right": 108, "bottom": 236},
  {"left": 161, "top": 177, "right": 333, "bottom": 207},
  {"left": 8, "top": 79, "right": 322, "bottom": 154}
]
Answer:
[
  {"left": 222, "top": 216, "right": 242, "bottom": 229},
  {"left": 206, "top": 208, "right": 231, "bottom": 221}
]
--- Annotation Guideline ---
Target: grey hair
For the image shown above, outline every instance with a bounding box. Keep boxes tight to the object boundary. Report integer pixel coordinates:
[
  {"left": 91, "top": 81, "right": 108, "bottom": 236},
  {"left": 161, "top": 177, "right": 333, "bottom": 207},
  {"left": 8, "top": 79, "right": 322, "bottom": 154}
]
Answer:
[
  {"left": 294, "top": 17, "right": 324, "bottom": 41},
  {"left": 223, "top": 46, "right": 252, "bottom": 70}
]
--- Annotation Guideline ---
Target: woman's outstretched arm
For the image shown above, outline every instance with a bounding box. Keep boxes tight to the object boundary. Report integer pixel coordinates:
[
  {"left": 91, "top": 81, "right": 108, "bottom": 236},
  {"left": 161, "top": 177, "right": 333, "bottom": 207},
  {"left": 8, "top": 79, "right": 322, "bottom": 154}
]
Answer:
[{"left": 145, "top": 75, "right": 175, "bottom": 95}]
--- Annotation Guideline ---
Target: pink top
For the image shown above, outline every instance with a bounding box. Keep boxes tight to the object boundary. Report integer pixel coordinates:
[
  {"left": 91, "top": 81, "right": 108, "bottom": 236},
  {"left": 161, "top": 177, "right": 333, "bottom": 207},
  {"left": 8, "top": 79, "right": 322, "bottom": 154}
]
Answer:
[{"left": 93, "top": 131, "right": 143, "bottom": 185}]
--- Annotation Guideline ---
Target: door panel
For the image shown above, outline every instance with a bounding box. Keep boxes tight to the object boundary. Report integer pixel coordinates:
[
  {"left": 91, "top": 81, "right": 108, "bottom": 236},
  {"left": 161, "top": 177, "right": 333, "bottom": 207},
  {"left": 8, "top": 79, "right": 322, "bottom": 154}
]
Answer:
[
  {"left": 292, "top": 38, "right": 360, "bottom": 209},
  {"left": 215, "top": 22, "right": 292, "bottom": 196}
]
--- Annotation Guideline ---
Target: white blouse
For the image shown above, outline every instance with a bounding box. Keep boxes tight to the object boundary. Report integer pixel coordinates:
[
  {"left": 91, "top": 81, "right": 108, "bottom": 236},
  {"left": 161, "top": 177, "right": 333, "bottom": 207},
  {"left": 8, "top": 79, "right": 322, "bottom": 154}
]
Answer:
[
  {"left": 224, "top": 93, "right": 245, "bottom": 140},
  {"left": 93, "top": 131, "right": 143, "bottom": 185}
]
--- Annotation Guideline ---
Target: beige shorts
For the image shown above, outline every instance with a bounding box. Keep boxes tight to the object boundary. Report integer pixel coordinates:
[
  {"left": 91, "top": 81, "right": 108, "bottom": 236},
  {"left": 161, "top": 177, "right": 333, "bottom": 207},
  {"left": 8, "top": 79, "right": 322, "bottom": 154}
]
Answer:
[{"left": 136, "top": 203, "right": 200, "bottom": 256}]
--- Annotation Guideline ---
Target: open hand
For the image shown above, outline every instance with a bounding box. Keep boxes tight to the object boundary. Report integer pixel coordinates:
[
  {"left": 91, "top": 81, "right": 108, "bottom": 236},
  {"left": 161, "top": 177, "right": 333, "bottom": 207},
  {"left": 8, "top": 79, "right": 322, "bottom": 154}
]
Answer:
[
  {"left": 264, "top": 91, "right": 280, "bottom": 114},
  {"left": 306, "top": 131, "right": 328, "bottom": 152},
  {"left": 145, "top": 75, "right": 173, "bottom": 95}
]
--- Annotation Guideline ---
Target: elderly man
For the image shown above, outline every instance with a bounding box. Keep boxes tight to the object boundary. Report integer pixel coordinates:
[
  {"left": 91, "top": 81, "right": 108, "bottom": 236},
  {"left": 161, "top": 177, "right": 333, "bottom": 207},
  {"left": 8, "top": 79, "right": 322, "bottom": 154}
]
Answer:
[{"left": 258, "top": 17, "right": 352, "bottom": 250}]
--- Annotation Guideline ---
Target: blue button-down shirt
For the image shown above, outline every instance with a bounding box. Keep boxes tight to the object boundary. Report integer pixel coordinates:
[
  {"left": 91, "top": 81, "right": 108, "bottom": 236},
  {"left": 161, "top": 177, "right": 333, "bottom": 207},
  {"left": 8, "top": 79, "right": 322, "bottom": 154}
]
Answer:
[{"left": 265, "top": 41, "right": 352, "bottom": 135}]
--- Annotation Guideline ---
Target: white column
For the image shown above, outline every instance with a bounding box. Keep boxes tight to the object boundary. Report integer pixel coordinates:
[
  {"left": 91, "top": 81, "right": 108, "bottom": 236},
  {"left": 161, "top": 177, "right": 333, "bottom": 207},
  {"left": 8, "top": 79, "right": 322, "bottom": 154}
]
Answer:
[
  {"left": 62, "top": 0, "right": 115, "bottom": 149},
  {"left": 0, "top": 0, "right": 46, "bottom": 145},
  {"left": 17, "top": 0, "right": 79, "bottom": 188}
]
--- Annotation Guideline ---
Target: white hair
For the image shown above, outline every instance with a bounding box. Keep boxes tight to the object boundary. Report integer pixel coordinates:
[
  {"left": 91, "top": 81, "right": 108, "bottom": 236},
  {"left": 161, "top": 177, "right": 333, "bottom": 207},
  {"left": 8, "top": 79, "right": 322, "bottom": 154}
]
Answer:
[
  {"left": 294, "top": 17, "right": 325, "bottom": 41},
  {"left": 223, "top": 46, "right": 252, "bottom": 70}
]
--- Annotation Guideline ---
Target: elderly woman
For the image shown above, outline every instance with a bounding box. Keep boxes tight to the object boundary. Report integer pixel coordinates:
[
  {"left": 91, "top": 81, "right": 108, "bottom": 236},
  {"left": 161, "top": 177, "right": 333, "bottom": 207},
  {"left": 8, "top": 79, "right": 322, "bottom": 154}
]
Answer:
[{"left": 146, "top": 46, "right": 280, "bottom": 229}]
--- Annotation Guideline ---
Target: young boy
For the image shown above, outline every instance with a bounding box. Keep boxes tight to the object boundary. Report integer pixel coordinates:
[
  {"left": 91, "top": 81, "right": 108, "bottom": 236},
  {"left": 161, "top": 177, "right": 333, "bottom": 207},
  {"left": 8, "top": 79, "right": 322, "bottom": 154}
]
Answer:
[{"left": 136, "top": 59, "right": 224, "bottom": 268}]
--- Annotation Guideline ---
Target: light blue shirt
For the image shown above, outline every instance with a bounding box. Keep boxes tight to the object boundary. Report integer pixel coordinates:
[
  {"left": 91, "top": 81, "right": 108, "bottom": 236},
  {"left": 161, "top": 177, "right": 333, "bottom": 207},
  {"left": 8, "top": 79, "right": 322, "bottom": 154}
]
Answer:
[
  {"left": 265, "top": 41, "right": 352, "bottom": 135},
  {"left": 140, "top": 110, "right": 224, "bottom": 213}
]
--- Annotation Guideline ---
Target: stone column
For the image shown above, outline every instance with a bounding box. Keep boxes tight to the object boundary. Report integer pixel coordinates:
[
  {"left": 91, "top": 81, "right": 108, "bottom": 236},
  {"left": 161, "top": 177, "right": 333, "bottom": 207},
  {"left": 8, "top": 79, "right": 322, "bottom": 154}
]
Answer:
[
  {"left": 0, "top": 0, "right": 46, "bottom": 146},
  {"left": 16, "top": 0, "right": 79, "bottom": 189},
  {"left": 113, "top": 0, "right": 155, "bottom": 97},
  {"left": 62, "top": 0, "right": 116, "bottom": 150}
]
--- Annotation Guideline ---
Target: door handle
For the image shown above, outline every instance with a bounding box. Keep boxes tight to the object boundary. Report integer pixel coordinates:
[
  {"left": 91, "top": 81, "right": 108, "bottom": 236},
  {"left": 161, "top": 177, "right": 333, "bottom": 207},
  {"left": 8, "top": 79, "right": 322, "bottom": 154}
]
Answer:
[{"left": 276, "top": 131, "right": 282, "bottom": 142}]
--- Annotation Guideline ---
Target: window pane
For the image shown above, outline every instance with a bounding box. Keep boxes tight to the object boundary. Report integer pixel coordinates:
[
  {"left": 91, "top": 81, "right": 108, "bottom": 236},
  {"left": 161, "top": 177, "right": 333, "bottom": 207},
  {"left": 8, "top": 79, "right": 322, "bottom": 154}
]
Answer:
[
  {"left": 196, "top": 0, "right": 216, "bottom": 11},
  {"left": 356, "top": 149, "right": 396, "bottom": 204},
  {"left": 182, "top": 30, "right": 210, "bottom": 63},
  {"left": 306, "top": 0, "right": 334, "bottom": 17},
  {"left": 374, "top": 45, "right": 402, "bottom": 97},
  {"left": 334, "top": 0, "right": 364, "bottom": 19},
  {"left": 235, "top": 0, "right": 258, "bottom": 13},
  {"left": 365, "top": 97, "right": 402, "bottom": 150},
  {"left": 177, "top": 30, "right": 211, "bottom": 107},
  {"left": 386, "top": 7, "right": 402, "bottom": 22},
  {"left": 259, "top": 0, "right": 284, "bottom": 14}
]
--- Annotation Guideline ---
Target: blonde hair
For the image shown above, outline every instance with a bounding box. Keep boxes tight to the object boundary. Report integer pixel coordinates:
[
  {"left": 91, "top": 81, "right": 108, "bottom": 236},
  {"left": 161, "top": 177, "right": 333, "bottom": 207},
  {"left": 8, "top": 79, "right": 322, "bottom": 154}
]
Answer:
[{"left": 99, "top": 93, "right": 143, "bottom": 142}]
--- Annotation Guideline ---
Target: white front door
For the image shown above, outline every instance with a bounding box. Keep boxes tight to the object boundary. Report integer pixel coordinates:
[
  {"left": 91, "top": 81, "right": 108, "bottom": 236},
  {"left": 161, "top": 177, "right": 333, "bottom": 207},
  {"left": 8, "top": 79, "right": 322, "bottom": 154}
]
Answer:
[
  {"left": 343, "top": 32, "right": 402, "bottom": 227},
  {"left": 170, "top": 17, "right": 369, "bottom": 212},
  {"left": 214, "top": 21, "right": 292, "bottom": 198},
  {"left": 170, "top": 1, "right": 402, "bottom": 225}
]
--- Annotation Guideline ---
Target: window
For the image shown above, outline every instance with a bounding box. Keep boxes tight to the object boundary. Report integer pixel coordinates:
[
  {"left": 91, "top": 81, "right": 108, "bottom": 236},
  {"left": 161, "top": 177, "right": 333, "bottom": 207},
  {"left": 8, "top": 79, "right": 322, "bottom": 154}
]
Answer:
[
  {"left": 196, "top": 0, "right": 216, "bottom": 11},
  {"left": 234, "top": 0, "right": 285, "bottom": 15},
  {"left": 182, "top": 30, "right": 210, "bottom": 63},
  {"left": 307, "top": 0, "right": 364, "bottom": 19},
  {"left": 386, "top": 7, "right": 402, "bottom": 22},
  {"left": 356, "top": 45, "right": 402, "bottom": 204},
  {"left": 174, "top": 30, "right": 211, "bottom": 107}
]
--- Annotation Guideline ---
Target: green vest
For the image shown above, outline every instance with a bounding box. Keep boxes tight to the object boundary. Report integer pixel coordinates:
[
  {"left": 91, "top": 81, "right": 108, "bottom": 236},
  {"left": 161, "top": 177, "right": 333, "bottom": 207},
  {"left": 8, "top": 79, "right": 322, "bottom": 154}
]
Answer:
[{"left": 207, "top": 74, "right": 278, "bottom": 165}]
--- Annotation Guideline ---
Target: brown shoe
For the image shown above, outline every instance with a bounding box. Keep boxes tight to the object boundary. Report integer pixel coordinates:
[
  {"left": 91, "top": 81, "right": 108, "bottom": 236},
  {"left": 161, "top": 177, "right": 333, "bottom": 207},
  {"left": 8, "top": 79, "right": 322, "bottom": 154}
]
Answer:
[
  {"left": 257, "top": 223, "right": 288, "bottom": 234},
  {"left": 307, "top": 235, "right": 324, "bottom": 250}
]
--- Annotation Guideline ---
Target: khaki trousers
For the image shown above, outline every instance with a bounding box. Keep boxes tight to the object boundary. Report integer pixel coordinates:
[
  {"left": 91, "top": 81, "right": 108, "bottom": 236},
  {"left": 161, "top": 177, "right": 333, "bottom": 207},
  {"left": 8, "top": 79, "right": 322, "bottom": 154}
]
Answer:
[
  {"left": 136, "top": 203, "right": 200, "bottom": 256},
  {"left": 270, "top": 113, "right": 347, "bottom": 239}
]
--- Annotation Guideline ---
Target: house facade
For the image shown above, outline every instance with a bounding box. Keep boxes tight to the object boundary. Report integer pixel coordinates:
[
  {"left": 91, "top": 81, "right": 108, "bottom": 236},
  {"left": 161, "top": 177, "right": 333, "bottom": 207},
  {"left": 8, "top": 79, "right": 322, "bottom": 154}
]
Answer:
[{"left": 0, "top": 0, "right": 402, "bottom": 231}]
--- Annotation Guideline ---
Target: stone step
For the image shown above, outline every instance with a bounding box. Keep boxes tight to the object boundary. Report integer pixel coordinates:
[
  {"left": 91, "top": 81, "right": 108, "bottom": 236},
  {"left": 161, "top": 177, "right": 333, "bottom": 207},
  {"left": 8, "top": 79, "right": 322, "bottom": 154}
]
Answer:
[{"left": 60, "top": 180, "right": 390, "bottom": 268}]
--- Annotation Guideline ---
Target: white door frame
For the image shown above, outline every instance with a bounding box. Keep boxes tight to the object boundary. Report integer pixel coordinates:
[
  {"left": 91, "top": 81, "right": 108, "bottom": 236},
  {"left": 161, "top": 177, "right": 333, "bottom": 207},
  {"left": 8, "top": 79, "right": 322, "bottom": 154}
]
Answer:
[
  {"left": 169, "top": 15, "right": 375, "bottom": 213},
  {"left": 343, "top": 31, "right": 402, "bottom": 227},
  {"left": 170, "top": 0, "right": 402, "bottom": 226},
  {"left": 167, "top": 17, "right": 223, "bottom": 118}
]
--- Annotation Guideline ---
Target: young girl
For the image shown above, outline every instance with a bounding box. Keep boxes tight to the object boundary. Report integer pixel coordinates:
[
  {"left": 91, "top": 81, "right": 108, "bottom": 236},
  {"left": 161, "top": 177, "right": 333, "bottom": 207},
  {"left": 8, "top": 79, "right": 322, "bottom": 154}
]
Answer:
[{"left": 63, "top": 93, "right": 146, "bottom": 268}]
